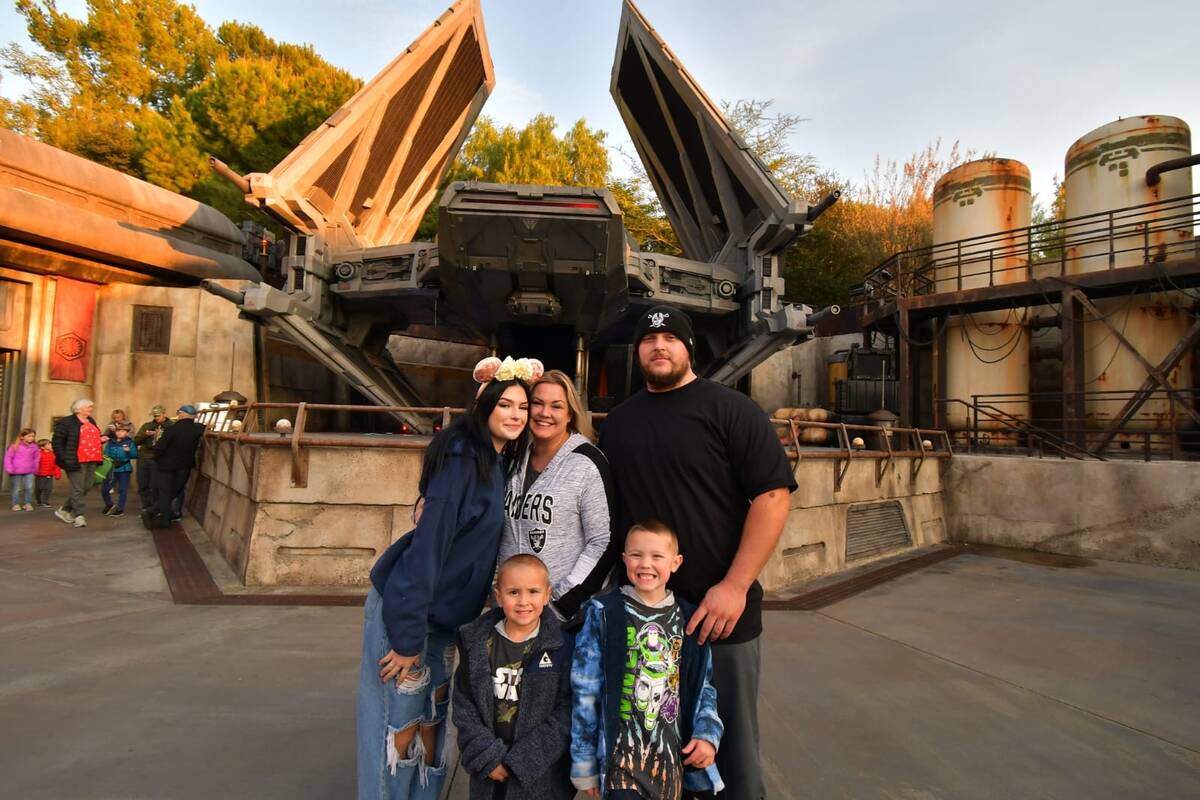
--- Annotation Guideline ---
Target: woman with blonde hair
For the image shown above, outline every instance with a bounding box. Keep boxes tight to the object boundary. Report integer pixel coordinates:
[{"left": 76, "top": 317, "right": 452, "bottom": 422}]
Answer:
[{"left": 501, "top": 369, "right": 614, "bottom": 621}]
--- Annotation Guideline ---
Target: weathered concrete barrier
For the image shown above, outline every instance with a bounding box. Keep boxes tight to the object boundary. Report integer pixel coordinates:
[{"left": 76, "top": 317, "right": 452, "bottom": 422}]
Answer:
[
  {"left": 764, "top": 455, "right": 948, "bottom": 590},
  {"left": 190, "top": 434, "right": 423, "bottom": 586},
  {"left": 191, "top": 432, "right": 950, "bottom": 590},
  {"left": 944, "top": 455, "right": 1200, "bottom": 570}
]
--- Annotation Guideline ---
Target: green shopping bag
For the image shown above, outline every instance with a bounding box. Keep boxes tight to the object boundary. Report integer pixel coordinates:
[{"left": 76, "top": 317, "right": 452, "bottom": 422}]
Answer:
[{"left": 93, "top": 456, "right": 114, "bottom": 484}]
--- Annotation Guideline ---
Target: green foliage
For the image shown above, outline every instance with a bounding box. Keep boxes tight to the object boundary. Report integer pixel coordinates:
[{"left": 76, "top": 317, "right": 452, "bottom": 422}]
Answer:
[
  {"left": 416, "top": 114, "right": 619, "bottom": 240},
  {"left": 1031, "top": 174, "right": 1067, "bottom": 263},
  {"left": 3, "top": 0, "right": 361, "bottom": 222},
  {"left": 607, "top": 177, "right": 680, "bottom": 255}
]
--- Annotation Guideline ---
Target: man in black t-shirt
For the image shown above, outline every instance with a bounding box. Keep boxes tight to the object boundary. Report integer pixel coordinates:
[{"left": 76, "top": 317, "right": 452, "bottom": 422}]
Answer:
[{"left": 599, "top": 305, "right": 796, "bottom": 800}]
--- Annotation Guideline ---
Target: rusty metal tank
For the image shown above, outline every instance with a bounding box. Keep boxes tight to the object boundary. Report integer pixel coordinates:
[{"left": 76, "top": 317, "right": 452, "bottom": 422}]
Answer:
[
  {"left": 1063, "top": 116, "right": 1194, "bottom": 432},
  {"left": 932, "top": 159, "right": 1032, "bottom": 433}
]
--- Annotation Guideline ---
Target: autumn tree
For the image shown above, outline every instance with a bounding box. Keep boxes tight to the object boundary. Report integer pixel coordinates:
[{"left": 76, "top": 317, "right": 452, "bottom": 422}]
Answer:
[
  {"left": 785, "top": 140, "right": 983, "bottom": 307},
  {"left": 2, "top": 0, "right": 361, "bottom": 222}
]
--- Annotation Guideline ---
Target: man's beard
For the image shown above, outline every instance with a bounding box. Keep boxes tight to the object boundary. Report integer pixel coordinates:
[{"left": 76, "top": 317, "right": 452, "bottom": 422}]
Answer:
[{"left": 641, "top": 358, "right": 690, "bottom": 389}]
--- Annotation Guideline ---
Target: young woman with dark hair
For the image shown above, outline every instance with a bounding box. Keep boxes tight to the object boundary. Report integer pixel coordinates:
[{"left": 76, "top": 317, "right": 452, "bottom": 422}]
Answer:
[{"left": 357, "top": 358, "right": 539, "bottom": 800}]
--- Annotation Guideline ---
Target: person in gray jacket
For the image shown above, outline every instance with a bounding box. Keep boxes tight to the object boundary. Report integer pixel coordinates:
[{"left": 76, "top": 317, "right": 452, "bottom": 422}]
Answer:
[
  {"left": 501, "top": 370, "right": 614, "bottom": 621},
  {"left": 453, "top": 555, "right": 574, "bottom": 800}
]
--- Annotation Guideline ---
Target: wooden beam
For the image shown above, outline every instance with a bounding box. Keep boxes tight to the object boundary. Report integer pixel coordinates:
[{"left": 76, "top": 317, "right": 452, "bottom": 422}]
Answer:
[
  {"left": 1060, "top": 290, "right": 1086, "bottom": 448},
  {"left": 898, "top": 301, "right": 913, "bottom": 427},
  {"left": 932, "top": 314, "right": 948, "bottom": 429}
]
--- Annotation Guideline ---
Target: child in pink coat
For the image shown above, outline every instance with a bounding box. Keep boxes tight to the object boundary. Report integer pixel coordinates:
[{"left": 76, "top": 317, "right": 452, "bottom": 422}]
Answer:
[{"left": 4, "top": 428, "right": 40, "bottom": 511}]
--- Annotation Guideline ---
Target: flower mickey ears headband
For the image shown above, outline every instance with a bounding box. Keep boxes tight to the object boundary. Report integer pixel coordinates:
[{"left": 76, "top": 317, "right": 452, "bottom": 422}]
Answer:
[{"left": 472, "top": 356, "right": 545, "bottom": 393}]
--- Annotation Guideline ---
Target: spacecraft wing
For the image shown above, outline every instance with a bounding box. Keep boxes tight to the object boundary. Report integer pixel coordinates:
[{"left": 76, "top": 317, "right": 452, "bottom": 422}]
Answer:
[
  {"left": 611, "top": 0, "right": 797, "bottom": 264},
  {"left": 259, "top": 0, "right": 494, "bottom": 248}
]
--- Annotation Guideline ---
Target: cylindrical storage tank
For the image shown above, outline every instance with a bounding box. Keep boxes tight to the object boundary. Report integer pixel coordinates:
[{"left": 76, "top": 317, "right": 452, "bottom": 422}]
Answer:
[
  {"left": 933, "top": 158, "right": 1032, "bottom": 292},
  {"left": 932, "top": 159, "right": 1032, "bottom": 435},
  {"left": 1063, "top": 116, "right": 1194, "bottom": 433}
]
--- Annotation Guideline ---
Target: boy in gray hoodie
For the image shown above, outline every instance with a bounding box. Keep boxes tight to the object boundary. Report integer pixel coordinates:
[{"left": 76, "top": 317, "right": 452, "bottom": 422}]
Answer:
[{"left": 453, "top": 555, "right": 575, "bottom": 800}]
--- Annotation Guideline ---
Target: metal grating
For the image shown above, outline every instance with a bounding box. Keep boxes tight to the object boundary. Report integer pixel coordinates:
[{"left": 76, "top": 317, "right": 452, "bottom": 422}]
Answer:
[
  {"left": 845, "top": 501, "right": 911, "bottom": 562},
  {"left": 310, "top": 133, "right": 360, "bottom": 212},
  {"left": 351, "top": 42, "right": 448, "bottom": 214},
  {"left": 131, "top": 305, "right": 172, "bottom": 354},
  {"left": 392, "top": 27, "right": 486, "bottom": 212}
]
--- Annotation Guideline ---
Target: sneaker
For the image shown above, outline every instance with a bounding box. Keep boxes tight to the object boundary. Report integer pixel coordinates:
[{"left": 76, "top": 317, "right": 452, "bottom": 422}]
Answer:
[
  {"left": 22, "top": 503, "right": 33, "bottom": 511},
  {"left": 54, "top": 507, "right": 75, "bottom": 525},
  {"left": 170, "top": 514, "right": 183, "bottom": 523},
  {"left": 11, "top": 504, "right": 20, "bottom": 512},
  {"left": 73, "top": 515, "right": 87, "bottom": 528},
  {"left": 110, "top": 509, "right": 124, "bottom": 518},
  {"left": 102, "top": 504, "right": 114, "bottom": 516},
  {"left": 38, "top": 503, "right": 51, "bottom": 508}
]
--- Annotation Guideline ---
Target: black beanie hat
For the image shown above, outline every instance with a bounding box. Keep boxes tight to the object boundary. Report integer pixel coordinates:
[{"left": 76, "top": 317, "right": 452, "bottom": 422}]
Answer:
[{"left": 633, "top": 305, "right": 695, "bottom": 357}]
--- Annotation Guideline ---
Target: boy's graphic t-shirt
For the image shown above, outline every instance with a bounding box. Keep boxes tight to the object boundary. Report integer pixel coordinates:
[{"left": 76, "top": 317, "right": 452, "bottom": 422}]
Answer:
[
  {"left": 488, "top": 622, "right": 537, "bottom": 745},
  {"left": 608, "top": 589, "right": 685, "bottom": 800}
]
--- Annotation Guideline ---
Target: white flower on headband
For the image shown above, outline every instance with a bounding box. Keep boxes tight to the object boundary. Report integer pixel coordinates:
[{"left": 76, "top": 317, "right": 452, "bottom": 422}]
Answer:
[{"left": 472, "top": 356, "right": 544, "bottom": 385}]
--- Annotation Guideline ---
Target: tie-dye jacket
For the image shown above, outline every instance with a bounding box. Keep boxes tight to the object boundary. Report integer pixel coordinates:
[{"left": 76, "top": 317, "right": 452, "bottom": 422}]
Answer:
[{"left": 569, "top": 588, "right": 724, "bottom": 795}]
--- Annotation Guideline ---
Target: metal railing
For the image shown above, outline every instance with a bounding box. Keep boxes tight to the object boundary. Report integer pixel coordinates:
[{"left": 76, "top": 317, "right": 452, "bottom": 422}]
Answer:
[
  {"left": 859, "top": 193, "right": 1200, "bottom": 305},
  {"left": 197, "top": 401, "right": 467, "bottom": 488},
  {"left": 943, "top": 388, "right": 1200, "bottom": 461},
  {"left": 770, "top": 417, "right": 952, "bottom": 492}
]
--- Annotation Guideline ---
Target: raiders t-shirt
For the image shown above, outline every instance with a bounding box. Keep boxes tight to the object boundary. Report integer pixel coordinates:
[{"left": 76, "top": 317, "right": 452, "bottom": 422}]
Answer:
[{"left": 599, "top": 378, "right": 797, "bottom": 644}]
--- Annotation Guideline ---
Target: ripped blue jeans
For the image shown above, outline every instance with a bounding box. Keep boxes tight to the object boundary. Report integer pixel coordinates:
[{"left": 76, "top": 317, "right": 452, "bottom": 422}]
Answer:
[{"left": 357, "top": 588, "right": 455, "bottom": 800}]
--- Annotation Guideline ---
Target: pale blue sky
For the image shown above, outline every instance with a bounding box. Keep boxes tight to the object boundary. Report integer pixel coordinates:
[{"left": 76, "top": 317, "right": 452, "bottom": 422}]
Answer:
[{"left": 2, "top": 0, "right": 1198, "bottom": 205}]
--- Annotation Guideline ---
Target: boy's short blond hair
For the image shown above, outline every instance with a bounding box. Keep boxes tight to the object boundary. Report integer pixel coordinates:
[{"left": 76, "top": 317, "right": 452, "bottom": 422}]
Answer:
[
  {"left": 496, "top": 553, "right": 550, "bottom": 587},
  {"left": 626, "top": 519, "right": 679, "bottom": 551}
]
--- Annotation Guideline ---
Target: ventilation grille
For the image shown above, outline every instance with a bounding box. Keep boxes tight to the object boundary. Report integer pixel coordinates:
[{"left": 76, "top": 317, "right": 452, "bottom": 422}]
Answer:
[{"left": 845, "top": 501, "right": 911, "bottom": 562}]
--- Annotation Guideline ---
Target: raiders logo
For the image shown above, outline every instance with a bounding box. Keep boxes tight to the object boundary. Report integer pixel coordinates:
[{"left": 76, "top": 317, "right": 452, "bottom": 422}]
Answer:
[
  {"left": 528, "top": 529, "right": 547, "bottom": 553},
  {"left": 648, "top": 311, "right": 668, "bottom": 328}
]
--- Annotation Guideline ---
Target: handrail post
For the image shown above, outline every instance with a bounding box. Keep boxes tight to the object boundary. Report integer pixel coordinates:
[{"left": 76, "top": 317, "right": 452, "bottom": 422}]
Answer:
[
  {"left": 1107, "top": 210, "right": 1115, "bottom": 269},
  {"left": 972, "top": 394, "right": 979, "bottom": 450},
  {"left": 956, "top": 240, "right": 963, "bottom": 291},
  {"left": 291, "top": 402, "right": 308, "bottom": 487}
]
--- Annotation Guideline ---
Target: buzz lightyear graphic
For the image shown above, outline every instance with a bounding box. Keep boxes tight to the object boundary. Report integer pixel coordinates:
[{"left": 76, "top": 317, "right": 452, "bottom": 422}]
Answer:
[{"left": 632, "top": 622, "right": 682, "bottom": 731}]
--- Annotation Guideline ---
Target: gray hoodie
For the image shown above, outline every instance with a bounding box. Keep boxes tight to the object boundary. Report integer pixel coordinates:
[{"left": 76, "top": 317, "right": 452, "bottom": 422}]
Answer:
[{"left": 502, "top": 433, "right": 613, "bottom": 617}]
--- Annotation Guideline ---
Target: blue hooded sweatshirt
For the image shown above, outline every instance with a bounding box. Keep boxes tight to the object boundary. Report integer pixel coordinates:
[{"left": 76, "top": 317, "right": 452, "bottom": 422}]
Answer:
[{"left": 369, "top": 442, "right": 506, "bottom": 656}]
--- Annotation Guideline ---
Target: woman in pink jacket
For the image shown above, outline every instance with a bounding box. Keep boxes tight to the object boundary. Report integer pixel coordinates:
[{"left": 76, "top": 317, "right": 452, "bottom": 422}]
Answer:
[{"left": 4, "top": 427, "right": 40, "bottom": 511}]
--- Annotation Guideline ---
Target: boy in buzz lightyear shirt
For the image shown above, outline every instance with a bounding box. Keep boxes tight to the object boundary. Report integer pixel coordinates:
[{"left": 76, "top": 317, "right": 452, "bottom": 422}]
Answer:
[{"left": 570, "top": 520, "right": 723, "bottom": 800}]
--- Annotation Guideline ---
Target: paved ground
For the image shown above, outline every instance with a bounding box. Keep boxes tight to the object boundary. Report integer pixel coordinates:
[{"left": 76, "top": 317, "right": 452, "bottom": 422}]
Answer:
[{"left": 2, "top": 490, "right": 1198, "bottom": 799}]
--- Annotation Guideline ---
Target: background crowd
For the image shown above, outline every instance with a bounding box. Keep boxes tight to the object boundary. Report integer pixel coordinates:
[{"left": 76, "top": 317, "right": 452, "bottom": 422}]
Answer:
[{"left": 3, "top": 400, "right": 205, "bottom": 529}]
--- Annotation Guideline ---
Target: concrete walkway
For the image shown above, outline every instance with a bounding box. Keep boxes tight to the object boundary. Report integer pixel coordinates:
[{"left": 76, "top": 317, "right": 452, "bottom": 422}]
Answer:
[{"left": 2, "top": 495, "right": 1198, "bottom": 799}]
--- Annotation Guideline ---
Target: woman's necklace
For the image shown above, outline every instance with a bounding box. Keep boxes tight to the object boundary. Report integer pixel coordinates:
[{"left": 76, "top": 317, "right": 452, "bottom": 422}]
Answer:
[{"left": 530, "top": 430, "right": 570, "bottom": 472}]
